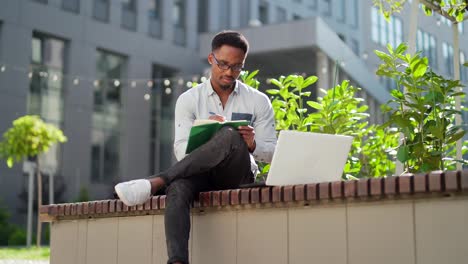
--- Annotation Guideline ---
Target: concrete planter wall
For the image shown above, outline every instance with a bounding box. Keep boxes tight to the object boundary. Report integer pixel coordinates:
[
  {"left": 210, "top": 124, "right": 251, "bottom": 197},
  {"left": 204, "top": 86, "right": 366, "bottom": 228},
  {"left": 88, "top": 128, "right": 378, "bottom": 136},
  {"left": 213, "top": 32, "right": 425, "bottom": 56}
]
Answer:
[{"left": 41, "top": 170, "right": 468, "bottom": 264}]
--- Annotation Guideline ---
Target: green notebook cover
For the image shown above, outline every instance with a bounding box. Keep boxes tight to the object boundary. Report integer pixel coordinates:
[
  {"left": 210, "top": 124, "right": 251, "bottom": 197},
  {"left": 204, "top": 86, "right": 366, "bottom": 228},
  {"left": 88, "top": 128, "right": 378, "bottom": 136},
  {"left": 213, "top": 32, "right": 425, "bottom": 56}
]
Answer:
[{"left": 185, "top": 120, "right": 250, "bottom": 154}]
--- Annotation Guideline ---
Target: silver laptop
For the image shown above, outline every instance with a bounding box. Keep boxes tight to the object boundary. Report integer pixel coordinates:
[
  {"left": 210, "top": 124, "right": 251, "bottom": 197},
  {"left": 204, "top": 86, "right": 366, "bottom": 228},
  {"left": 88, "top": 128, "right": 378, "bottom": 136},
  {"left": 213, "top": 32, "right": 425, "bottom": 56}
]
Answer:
[{"left": 265, "top": 130, "right": 353, "bottom": 186}]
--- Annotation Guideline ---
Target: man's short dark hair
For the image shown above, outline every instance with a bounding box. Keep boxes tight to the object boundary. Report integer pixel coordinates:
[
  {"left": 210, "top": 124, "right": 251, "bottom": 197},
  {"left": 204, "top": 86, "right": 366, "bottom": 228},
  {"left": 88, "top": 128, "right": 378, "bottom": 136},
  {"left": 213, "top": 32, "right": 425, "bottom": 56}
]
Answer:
[{"left": 211, "top": 31, "right": 249, "bottom": 54}]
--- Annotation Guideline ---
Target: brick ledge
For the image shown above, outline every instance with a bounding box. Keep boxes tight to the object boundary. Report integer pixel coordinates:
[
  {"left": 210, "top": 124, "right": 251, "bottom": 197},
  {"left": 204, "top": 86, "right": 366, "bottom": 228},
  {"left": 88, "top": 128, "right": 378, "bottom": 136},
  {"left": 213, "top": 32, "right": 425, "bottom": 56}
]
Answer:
[{"left": 40, "top": 170, "right": 468, "bottom": 222}]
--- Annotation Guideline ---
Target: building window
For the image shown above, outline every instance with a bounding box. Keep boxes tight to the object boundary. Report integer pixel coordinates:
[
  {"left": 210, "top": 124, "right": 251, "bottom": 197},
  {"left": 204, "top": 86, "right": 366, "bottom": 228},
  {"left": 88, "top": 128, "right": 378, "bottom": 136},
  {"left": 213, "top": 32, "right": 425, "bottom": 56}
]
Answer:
[
  {"left": 309, "top": 0, "right": 317, "bottom": 10},
  {"left": 32, "top": 0, "right": 48, "bottom": 4},
  {"left": 91, "top": 50, "right": 126, "bottom": 183},
  {"left": 29, "top": 33, "right": 66, "bottom": 175},
  {"left": 149, "top": 65, "right": 177, "bottom": 174},
  {"left": 219, "top": 0, "right": 230, "bottom": 30},
  {"left": 173, "top": 0, "right": 186, "bottom": 46},
  {"left": 259, "top": 2, "right": 269, "bottom": 25},
  {"left": 323, "top": 0, "right": 331, "bottom": 16},
  {"left": 460, "top": 52, "right": 467, "bottom": 82},
  {"left": 198, "top": 0, "right": 208, "bottom": 33},
  {"left": 442, "top": 42, "right": 454, "bottom": 76},
  {"left": 148, "top": 0, "right": 163, "bottom": 38},
  {"left": 62, "top": 0, "right": 79, "bottom": 13},
  {"left": 416, "top": 29, "right": 437, "bottom": 70},
  {"left": 276, "top": 6, "right": 287, "bottom": 23},
  {"left": 337, "top": 0, "right": 345, "bottom": 22},
  {"left": 350, "top": 0, "right": 359, "bottom": 28},
  {"left": 93, "top": 0, "right": 110, "bottom": 22},
  {"left": 121, "top": 0, "right": 137, "bottom": 31},
  {"left": 371, "top": 8, "right": 403, "bottom": 48}
]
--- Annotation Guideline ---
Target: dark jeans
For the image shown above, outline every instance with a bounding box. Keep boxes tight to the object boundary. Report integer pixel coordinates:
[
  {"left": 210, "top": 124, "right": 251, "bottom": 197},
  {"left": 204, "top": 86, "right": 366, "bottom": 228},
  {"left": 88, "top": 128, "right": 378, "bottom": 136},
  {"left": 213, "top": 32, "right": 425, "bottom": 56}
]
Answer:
[{"left": 157, "top": 127, "right": 254, "bottom": 264}]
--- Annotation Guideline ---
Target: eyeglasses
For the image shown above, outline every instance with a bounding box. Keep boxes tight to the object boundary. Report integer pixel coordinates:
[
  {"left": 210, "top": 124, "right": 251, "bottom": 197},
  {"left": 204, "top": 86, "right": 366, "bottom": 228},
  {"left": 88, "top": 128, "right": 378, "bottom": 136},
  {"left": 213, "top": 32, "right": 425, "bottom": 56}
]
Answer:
[{"left": 211, "top": 53, "right": 244, "bottom": 72}]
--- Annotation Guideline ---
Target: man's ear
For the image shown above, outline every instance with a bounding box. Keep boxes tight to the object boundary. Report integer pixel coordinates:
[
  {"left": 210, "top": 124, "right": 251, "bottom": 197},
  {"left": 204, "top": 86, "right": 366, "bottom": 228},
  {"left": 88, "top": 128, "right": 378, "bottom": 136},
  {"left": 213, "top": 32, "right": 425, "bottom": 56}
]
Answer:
[{"left": 207, "top": 53, "right": 212, "bottom": 65}]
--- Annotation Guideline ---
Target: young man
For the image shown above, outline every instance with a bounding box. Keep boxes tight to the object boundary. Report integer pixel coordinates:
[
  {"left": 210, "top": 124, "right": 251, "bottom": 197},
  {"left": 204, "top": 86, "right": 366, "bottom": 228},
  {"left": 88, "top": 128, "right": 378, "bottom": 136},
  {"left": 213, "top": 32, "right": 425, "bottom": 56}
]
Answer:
[{"left": 114, "top": 31, "right": 276, "bottom": 264}]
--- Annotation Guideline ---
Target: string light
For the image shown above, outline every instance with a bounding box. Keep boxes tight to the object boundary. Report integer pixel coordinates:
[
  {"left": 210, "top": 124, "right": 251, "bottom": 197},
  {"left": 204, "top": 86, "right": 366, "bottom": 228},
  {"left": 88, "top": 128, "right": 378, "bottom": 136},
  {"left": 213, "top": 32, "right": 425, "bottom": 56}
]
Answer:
[
  {"left": 113, "top": 80, "right": 120, "bottom": 87},
  {"left": 186, "top": 81, "right": 192, "bottom": 88},
  {"left": 164, "top": 79, "right": 170, "bottom": 86},
  {"left": 131, "top": 81, "right": 137, "bottom": 87},
  {"left": 147, "top": 80, "right": 153, "bottom": 87},
  {"left": 200, "top": 76, "right": 207, "bottom": 82},
  {"left": 165, "top": 87, "right": 172, "bottom": 95},
  {"left": 73, "top": 78, "right": 79, "bottom": 85},
  {"left": 178, "top": 78, "right": 184, "bottom": 85},
  {"left": 144, "top": 93, "right": 151, "bottom": 100},
  {"left": 52, "top": 74, "right": 58, "bottom": 82},
  {"left": 93, "top": 80, "right": 99, "bottom": 87},
  {"left": 0, "top": 66, "right": 5, "bottom": 72},
  {"left": 28, "top": 72, "right": 33, "bottom": 79}
]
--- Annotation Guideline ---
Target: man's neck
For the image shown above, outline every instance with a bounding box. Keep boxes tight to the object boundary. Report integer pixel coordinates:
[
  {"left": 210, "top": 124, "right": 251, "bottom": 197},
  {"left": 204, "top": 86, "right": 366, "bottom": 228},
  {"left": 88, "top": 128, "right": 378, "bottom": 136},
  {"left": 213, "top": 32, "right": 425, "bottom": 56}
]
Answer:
[{"left": 211, "top": 80, "right": 235, "bottom": 98}]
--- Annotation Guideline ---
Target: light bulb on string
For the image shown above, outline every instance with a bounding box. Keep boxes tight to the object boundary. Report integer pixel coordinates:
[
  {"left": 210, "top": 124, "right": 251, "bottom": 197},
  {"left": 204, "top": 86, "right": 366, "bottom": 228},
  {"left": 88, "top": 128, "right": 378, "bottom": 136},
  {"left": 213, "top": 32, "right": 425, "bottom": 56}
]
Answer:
[
  {"left": 165, "top": 87, "right": 172, "bottom": 95},
  {"left": 186, "top": 81, "right": 192, "bottom": 88},
  {"left": 28, "top": 72, "right": 33, "bottom": 79},
  {"left": 147, "top": 80, "right": 154, "bottom": 87},
  {"left": 192, "top": 75, "right": 198, "bottom": 82},
  {"left": 93, "top": 80, "right": 99, "bottom": 87},
  {"left": 114, "top": 80, "right": 120, "bottom": 87},
  {"left": 144, "top": 93, "right": 151, "bottom": 101},
  {"left": 178, "top": 78, "right": 184, "bottom": 85},
  {"left": 73, "top": 78, "right": 79, "bottom": 85},
  {"left": 200, "top": 76, "right": 207, "bottom": 82},
  {"left": 131, "top": 81, "right": 137, "bottom": 88},
  {"left": 52, "top": 74, "right": 59, "bottom": 82},
  {"left": 164, "top": 79, "right": 170, "bottom": 86},
  {"left": 0, "top": 65, "right": 5, "bottom": 72}
]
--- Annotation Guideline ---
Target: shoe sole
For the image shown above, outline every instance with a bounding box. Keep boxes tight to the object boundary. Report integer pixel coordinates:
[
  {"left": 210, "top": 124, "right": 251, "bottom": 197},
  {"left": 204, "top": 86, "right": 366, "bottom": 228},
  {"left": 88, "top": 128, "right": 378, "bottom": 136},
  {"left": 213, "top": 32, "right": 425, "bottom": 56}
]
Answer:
[{"left": 114, "top": 184, "right": 135, "bottom": 206}]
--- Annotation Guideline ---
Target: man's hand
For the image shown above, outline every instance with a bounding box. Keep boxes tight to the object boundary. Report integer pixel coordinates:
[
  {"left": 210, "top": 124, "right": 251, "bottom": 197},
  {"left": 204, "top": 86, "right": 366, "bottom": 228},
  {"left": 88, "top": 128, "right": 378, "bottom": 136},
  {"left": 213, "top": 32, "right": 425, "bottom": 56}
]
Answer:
[
  {"left": 209, "top": 114, "right": 226, "bottom": 122},
  {"left": 238, "top": 126, "right": 256, "bottom": 152}
]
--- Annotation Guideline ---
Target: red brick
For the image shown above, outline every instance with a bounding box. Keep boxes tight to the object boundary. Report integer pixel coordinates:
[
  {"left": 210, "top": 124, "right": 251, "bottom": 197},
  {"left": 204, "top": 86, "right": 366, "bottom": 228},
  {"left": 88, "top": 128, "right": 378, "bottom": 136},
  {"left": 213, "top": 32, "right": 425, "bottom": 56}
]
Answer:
[
  {"left": 122, "top": 204, "right": 129, "bottom": 212},
  {"left": 344, "top": 181, "right": 357, "bottom": 198},
  {"left": 102, "top": 201, "right": 109, "bottom": 213},
  {"left": 200, "top": 192, "right": 211, "bottom": 207},
  {"left": 357, "top": 178, "right": 369, "bottom": 197},
  {"left": 89, "top": 201, "right": 96, "bottom": 214},
  {"left": 283, "top": 186, "right": 294, "bottom": 202},
  {"left": 413, "top": 173, "right": 427, "bottom": 193},
  {"left": 116, "top": 201, "right": 123, "bottom": 212},
  {"left": 384, "top": 176, "right": 397, "bottom": 195},
  {"left": 305, "top": 184, "right": 317, "bottom": 201},
  {"left": 398, "top": 175, "right": 413, "bottom": 194},
  {"left": 109, "top": 200, "right": 115, "bottom": 213},
  {"left": 193, "top": 200, "right": 201, "bottom": 208},
  {"left": 293, "top": 185, "right": 305, "bottom": 201},
  {"left": 461, "top": 170, "right": 468, "bottom": 190},
  {"left": 39, "top": 206, "right": 49, "bottom": 214},
  {"left": 250, "top": 188, "right": 260, "bottom": 203},
  {"left": 221, "top": 190, "right": 231, "bottom": 206},
  {"left": 95, "top": 201, "right": 102, "bottom": 214},
  {"left": 159, "top": 196, "right": 166, "bottom": 209},
  {"left": 137, "top": 204, "right": 144, "bottom": 211},
  {"left": 319, "top": 183, "right": 330, "bottom": 200},
  {"left": 240, "top": 189, "right": 250, "bottom": 205},
  {"left": 212, "top": 191, "right": 221, "bottom": 206},
  {"left": 75, "top": 204, "right": 82, "bottom": 215},
  {"left": 58, "top": 204, "right": 65, "bottom": 216},
  {"left": 370, "top": 178, "right": 383, "bottom": 197},
  {"left": 444, "top": 170, "right": 459, "bottom": 191},
  {"left": 428, "top": 171, "right": 443, "bottom": 192},
  {"left": 82, "top": 202, "right": 89, "bottom": 214},
  {"left": 261, "top": 187, "right": 272, "bottom": 203},
  {"left": 70, "top": 204, "right": 77, "bottom": 216},
  {"left": 144, "top": 199, "right": 151, "bottom": 210},
  {"left": 151, "top": 196, "right": 159, "bottom": 210},
  {"left": 272, "top": 186, "right": 283, "bottom": 203},
  {"left": 331, "top": 181, "right": 343, "bottom": 199},
  {"left": 64, "top": 204, "right": 71, "bottom": 216},
  {"left": 230, "top": 189, "right": 241, "bottom": 205},
  {"left": 50, "top": 205, "right": 58, "bottom": 216}
]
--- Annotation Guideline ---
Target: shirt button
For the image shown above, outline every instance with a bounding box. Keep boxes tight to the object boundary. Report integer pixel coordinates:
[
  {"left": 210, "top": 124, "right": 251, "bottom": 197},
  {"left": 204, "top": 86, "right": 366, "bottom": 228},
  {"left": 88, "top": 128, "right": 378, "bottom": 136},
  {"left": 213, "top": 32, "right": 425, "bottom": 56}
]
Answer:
[{"left": 218, "top": 103, "right": 221, "bottom": 106}]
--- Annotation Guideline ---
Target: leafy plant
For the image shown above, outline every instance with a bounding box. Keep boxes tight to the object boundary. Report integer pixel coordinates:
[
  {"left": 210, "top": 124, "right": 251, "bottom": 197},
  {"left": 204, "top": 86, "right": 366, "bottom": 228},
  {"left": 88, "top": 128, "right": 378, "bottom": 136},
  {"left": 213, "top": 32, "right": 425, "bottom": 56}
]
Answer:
[
  {"left": 375, "top": 43, "right": 467, "bottom": 172},
  {"left": 267, "top": 75, "right": 317, "bottom": 131},
  {"left": 0, "top": 115, "right": 67, "bottom": 247}
]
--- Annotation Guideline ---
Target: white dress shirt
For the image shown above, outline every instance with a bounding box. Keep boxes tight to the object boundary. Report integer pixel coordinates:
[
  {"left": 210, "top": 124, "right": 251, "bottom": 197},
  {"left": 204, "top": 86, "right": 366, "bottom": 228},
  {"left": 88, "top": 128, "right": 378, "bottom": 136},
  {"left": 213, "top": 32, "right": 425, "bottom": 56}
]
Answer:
[{"left": 173, "top": 79, "right": 277, "bottom": 174}]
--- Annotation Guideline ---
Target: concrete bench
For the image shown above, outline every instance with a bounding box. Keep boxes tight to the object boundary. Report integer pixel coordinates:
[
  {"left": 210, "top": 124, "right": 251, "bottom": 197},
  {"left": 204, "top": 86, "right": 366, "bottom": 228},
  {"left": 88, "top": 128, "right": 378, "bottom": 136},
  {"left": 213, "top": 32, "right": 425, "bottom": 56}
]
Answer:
[{"left": 41, "top": 170, "right": 468, "bottom": 264}]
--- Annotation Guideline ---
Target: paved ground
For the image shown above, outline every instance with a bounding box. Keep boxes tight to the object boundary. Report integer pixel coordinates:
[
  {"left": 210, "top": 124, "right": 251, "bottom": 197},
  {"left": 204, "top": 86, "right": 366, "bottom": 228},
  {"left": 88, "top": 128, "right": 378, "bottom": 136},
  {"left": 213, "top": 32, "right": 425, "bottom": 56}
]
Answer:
[{"left": 0, "top": 261, "right": 49, "bottom": 264}]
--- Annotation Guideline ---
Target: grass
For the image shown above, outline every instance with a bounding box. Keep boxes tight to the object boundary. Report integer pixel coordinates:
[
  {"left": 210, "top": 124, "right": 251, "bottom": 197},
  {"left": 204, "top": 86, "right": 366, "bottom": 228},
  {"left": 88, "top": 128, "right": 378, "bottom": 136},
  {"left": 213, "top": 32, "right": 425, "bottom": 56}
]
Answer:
[{"left": 0, "top": 246, "right": 50, "bottom": 260}]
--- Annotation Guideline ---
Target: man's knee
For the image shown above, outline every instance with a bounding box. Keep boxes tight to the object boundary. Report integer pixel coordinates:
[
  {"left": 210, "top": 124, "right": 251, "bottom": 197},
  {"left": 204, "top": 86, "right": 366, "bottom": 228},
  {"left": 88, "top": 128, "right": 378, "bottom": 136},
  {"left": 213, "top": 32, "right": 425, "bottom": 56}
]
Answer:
[
  {"left": 216, "top": 126, "right": 243, "bottom": 146},
  {"left": 166, "top": 179, "right": 195, "bottom": 204}
]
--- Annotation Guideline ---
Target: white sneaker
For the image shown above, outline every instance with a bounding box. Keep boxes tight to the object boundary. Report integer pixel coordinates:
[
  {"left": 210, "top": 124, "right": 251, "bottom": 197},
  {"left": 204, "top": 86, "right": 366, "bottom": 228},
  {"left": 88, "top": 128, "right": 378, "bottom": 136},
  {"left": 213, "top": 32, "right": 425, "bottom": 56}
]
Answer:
[{"left": 114, "top": 179, "right": 151, "bottom": 206}]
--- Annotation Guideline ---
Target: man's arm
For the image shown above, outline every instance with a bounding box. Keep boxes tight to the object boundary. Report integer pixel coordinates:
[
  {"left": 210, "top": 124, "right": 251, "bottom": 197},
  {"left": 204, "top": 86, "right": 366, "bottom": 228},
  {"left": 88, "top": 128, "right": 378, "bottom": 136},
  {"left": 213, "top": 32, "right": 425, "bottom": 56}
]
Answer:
[
  {"left": 173, "top": 93, "right": 196, "bottom": 161},
  {"left": 251, "top": 93, "right": 277, "bottom": 163}
]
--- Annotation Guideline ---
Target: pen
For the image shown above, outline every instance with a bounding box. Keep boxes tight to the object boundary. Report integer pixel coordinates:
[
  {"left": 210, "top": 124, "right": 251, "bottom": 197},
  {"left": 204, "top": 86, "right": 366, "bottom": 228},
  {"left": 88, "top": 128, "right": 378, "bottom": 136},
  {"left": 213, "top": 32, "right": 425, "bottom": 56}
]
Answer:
[{"left": 209, "top": 111, "right": 216, "bottom": 115}]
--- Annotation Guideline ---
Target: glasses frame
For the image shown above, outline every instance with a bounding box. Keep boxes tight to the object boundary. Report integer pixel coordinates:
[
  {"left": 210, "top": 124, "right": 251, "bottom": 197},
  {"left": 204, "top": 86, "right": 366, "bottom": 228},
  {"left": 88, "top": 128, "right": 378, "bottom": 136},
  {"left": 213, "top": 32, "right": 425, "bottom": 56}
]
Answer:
[{"left": 211, "top": 53, "right": 244, "bottom": 72}]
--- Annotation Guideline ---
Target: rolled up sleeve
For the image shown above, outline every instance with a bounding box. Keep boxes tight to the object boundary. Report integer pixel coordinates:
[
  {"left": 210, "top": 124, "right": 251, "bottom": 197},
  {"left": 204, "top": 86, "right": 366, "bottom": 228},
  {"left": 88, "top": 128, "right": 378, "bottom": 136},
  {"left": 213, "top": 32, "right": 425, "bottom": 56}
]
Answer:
[
  {"left": 173, "top": 93, "right": 196, "bottom": 161},
  {"left": 252, "top": 94, "right": 277, "bottom": 163}
]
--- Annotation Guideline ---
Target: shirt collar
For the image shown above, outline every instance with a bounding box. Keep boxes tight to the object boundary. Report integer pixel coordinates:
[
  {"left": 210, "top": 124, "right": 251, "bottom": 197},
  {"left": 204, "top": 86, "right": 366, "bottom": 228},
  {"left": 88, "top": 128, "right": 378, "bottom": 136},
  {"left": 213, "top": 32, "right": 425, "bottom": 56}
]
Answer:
[{"left": 205, "top": 78, "right": 240, "bottom": 97}]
